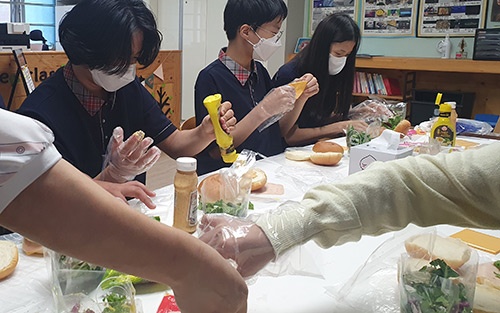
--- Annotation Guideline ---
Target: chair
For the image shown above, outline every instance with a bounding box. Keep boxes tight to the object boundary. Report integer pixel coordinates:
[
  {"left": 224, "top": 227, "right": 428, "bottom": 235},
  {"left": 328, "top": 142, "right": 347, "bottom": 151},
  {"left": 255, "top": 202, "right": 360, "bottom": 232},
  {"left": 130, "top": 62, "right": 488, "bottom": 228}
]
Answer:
[{"left": 180, "top": 116, "right": 197, "bottom": 130}]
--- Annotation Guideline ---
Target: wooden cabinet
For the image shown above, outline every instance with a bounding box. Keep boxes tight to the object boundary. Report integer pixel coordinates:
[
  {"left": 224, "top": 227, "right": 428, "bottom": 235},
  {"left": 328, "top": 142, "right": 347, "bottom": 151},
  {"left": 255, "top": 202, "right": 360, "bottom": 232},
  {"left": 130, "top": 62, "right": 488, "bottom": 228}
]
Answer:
[
  {"left": 355, "top": 57, "right": 500, "bottom": 117},
  {"left": 0, "top": 50, "right": 182, "bottom": 127}
]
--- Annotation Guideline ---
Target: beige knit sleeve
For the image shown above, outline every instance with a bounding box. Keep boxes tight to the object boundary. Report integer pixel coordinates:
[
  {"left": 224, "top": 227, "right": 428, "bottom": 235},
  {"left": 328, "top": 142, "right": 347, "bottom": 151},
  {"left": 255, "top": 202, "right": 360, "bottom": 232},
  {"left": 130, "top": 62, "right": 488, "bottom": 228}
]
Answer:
[{"left": 256, "top": 143, "right": 500, "bottom": 256}]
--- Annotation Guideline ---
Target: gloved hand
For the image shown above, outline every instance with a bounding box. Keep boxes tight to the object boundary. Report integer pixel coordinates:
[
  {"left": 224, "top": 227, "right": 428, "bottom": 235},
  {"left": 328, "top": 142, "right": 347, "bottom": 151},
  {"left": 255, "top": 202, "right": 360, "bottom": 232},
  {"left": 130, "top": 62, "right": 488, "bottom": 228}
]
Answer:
[
  {"left": 258, "top": 85, "right": 296, "bottom": 118},
  {"left": 99, "top": 127, "right": 161, "bottom": 183},
  {"left": 296, "top": 73, "right": 319, "bottom": 100},
  {"left": 199, "top": 214, "right": 276, "bottom": 278},
  {"left": 257, "top": 85, "right": 296, "bottom": 132}
]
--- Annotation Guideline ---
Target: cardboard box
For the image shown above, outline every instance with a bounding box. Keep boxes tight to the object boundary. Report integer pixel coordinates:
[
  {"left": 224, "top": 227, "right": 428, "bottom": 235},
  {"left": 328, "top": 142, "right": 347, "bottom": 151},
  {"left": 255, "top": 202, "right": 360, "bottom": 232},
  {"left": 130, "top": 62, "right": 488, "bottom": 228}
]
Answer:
[{"left": 349, "top": 143, "right": 414, "bottom": 174}]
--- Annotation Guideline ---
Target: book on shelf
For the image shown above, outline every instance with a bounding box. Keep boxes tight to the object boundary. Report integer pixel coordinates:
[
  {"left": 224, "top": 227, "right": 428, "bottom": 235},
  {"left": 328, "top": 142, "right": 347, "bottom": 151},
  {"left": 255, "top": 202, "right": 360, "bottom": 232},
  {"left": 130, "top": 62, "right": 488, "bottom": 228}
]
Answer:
[{"left": 353, "top": 72, "right": 401, "bottom": 97}]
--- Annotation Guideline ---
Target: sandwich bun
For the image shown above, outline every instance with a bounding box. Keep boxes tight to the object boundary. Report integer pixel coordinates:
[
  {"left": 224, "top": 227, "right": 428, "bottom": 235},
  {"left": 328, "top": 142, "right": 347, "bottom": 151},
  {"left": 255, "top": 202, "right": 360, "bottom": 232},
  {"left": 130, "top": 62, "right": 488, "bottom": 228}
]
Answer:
[
  {"left": 474, "top": 262, "right": 500, "bottom": 313},
  {"left": 284, "top": 149, "right": 312, "bottom": 161},
  {"left": 394, "top": 119, "right": 412, "bottom": 136},
  {"left": 404, "top": 233, "right": 471, "bottom": 270},
  {"left": 198, "top": 173, "right": 223, "bottom": 204},
  {"left": 249, "top": 168, "right": 267, "bottom": 191},
  {"left": 310, "top": 152, "right": 343, "bottom": 166},
  {"left": 312, "top": 141, "right": 344, "bottom": 155},
  {"left": 0, "top": 240, "right": 18, "bottom": 280}
]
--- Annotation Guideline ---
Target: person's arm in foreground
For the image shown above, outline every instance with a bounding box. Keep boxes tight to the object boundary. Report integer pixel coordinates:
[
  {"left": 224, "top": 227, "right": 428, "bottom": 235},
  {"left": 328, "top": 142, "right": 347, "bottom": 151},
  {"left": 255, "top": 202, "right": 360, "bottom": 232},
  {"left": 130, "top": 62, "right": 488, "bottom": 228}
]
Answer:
[
  {"left": 200, "top": 143, "right": 500, "bottom": 277},
  {"left": 0, "top": 159, "right": 247, "bottom": 313}
]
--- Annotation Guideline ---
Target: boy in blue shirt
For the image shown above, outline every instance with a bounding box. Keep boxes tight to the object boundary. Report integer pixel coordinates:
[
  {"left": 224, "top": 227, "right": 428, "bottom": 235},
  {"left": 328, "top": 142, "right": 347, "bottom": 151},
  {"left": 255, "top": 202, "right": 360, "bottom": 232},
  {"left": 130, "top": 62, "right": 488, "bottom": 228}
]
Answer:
[{"left": 194, "top": 0, "right": 318, "bottom": 175}]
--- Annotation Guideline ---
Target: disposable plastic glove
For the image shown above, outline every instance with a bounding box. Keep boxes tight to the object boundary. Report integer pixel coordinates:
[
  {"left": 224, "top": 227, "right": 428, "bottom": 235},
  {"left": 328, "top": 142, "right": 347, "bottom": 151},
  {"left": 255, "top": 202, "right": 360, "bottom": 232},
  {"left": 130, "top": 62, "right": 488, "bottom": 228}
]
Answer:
[
  {"left": 199, "top": 214, "right": 275, "bottom": 278},
  {"left": 257, "top": 85, "right": 296, "bottom": 132},
  {"left": 99, "top": 127, "right": 161, "bottom": 183}
]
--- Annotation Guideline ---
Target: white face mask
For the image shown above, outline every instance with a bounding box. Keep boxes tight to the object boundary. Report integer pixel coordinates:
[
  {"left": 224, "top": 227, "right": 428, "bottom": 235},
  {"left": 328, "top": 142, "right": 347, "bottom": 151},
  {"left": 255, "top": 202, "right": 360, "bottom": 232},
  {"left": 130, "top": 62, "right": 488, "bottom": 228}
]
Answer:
[
  {"left": 91, "top": 64, "right": 137, "bottom": 92},
  {"left": 328, "top": 54, "right": 347, "bottom": 75},
  {"left": 247, "top": 31, "right": 282, "bottom": 62}
]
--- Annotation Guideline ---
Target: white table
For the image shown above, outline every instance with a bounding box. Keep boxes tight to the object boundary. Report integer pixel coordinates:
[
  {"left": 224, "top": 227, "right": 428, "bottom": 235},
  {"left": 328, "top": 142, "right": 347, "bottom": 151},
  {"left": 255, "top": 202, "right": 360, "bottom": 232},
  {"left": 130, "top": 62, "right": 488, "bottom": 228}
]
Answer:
[{"left": 1, "top": 137, "right": 499, "bottom": 313}]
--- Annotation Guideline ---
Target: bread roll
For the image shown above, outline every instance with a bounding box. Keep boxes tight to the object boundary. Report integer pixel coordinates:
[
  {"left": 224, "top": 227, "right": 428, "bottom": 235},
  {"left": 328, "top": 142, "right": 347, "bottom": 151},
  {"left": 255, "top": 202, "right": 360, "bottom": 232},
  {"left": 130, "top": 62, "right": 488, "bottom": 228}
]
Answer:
[
  {"left": 312, "top": 141, "right": 344, "bottom": 155},
  {"left": 0, "top": 240, "right": 18, "bottom": 280},
  {"left": 198, "top": 173, "right": 223, "bottom": 204},
  {"left": 284, "top": 150, "right": 312, "bottom": 161},
  {"left": 250, "top": 168, "right": 267, "bottom": 191},
  {"left": 394, "top": 119, "right": 411, "bottom": 136},
  {"left": 310, "top": 152, "right": 343, "bottom": 166},
  {"left": 404, "top": 233, "right": 471, "bottom": 270}
]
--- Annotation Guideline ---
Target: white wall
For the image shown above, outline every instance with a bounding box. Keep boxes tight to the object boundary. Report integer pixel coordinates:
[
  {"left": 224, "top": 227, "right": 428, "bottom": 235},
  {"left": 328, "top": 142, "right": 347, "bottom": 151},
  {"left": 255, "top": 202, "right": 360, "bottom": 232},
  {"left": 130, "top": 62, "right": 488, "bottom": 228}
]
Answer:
[{"left": 153, "top": 0, "right": 290, "bottom": 120}]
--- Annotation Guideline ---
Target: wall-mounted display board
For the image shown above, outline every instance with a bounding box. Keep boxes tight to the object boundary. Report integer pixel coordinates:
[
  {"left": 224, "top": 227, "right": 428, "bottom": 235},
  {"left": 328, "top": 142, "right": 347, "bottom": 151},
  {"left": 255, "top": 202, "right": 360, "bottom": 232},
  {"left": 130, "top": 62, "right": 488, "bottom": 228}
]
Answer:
[
  {"left": 418, "top": 0, "right": 487, "bottom": 37},
  {"left": 310, "top": 0, "right": 358, "bottom": 34},
  {"left": 360, "top": 0, "right": 418, "bottom": 37}
]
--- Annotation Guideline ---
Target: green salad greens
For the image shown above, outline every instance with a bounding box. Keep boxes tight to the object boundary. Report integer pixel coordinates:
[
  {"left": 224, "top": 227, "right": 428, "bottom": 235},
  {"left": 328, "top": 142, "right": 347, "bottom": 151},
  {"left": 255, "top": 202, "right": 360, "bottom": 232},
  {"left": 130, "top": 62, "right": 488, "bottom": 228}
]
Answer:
[
  {"left": 102, "top": 293, "right": 134, "bottom": 313},
  {"left": 401, "top": 259, "right": 472, "bottom": 313},
  {"left": 346, "top": 125, "right": 371, "bottom": 149},
  {"left": 382, "top": 114, "right": 403, "bottom": 130},
  {"left": 100, "top": 269, "right": 145, "bottom": 290},
  {"left": 200, "top": 200, "right": 254, "bottom": 217},
  {"left": 494, "top": 260, "right": 500, "bottom": 279}
]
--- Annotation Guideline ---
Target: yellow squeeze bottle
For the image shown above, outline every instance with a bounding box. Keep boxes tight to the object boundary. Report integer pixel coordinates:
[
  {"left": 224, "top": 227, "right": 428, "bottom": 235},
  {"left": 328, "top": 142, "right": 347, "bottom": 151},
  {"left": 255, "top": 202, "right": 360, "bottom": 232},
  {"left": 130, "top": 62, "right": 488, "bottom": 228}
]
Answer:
[
  {"left": 203, "top": 94, "right": 238, "bottom": 163},
  {"left": 431, "top": 102, "right": 456, "bottom": 147}
]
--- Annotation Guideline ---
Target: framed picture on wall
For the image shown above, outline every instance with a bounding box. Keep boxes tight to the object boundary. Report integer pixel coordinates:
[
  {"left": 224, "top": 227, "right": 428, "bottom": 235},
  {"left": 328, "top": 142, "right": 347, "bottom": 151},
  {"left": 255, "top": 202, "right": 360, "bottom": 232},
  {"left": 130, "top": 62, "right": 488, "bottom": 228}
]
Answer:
[
  {"left": 310, "top": 0, "right": 358, "bottom": 35},
  {"left": 418, "top": 0, "right": 487, "bottom": 37},
  {"left": 294, "top": 37, "right": 311, "bottom": 53},
  {"left": 488, "top": 0, "right": 500, "bottom": 27},
  {"left": 360, "top": 0, "right": 419, "bottom": 37}
]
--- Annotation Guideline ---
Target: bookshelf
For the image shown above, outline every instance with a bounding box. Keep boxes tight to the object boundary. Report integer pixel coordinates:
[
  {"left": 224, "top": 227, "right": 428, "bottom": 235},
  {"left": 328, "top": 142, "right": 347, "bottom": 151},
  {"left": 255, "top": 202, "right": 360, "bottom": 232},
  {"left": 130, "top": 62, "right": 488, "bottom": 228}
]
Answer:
[
  {"left": 354, "top": 56, "right": 500, "bottom": 118},
  {"left": 353, "top": 71, "right": 415, "bottom": 102}
]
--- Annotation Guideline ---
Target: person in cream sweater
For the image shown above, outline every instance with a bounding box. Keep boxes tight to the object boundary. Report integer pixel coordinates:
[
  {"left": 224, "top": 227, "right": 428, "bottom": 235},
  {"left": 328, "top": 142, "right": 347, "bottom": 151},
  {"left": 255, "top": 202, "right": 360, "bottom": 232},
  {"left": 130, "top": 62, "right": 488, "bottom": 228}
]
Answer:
[{"left": 200, "top": 142, "right": 500, "bottom": 278}]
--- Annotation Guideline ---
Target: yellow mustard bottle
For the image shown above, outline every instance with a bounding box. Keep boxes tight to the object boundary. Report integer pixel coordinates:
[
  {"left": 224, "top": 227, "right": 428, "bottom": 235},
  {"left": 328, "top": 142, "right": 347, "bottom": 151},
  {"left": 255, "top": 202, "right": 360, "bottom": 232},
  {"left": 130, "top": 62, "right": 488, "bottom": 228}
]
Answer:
[
  {"left": 203, "top": 94, "right": 238, "bottom": 163},
  {"left": 431, "top": 102, "right": 456, "bottom": 147},
  {"left": 173, "top": 157, "right": 198, "bottom": 234}
]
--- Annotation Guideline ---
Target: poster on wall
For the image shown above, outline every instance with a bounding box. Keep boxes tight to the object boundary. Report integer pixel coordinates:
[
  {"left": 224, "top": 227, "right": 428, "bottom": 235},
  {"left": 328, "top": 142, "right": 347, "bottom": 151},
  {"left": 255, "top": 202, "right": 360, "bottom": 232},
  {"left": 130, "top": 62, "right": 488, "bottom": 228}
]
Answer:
[
  {"left": 310, "top": 0, "right": 358, "bottom": 35},
  {"left": 361, "top": 0, "right": 418, "bottom": 37},
  {"left": 418, "top": 0, "right": 487, "bottom": 37}
]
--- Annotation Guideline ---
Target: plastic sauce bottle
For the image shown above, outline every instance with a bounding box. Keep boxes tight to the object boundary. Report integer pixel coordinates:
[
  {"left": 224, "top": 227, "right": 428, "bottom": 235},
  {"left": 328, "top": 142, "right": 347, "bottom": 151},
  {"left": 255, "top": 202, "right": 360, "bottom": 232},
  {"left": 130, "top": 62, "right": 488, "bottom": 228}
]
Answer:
[
  {"left": 203, "top": 94, "right": 238, "bottom": 163},
  {"left": 447, "top": 101, "right": 458, "bottom": 132},
  {"left": 431, "top": 103, "right": 456, "bottom": 147},
  {"left": 173, "top": 157, "right": 198, "bottom": 234}
]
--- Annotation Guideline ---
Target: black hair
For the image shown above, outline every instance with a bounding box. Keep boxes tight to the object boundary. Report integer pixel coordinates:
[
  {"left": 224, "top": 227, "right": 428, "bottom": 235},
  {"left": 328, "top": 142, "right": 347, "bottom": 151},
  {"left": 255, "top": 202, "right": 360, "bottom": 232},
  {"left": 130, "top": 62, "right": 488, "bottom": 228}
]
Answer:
[
  {"left": 223, "top": 0, "right": 288, "bottom": 41},
  {"left": 59, "top": 0, "right": 162, "bottom": 75},
  {"left": 295, "top": 13, "right": 360, "bottom": 126}
]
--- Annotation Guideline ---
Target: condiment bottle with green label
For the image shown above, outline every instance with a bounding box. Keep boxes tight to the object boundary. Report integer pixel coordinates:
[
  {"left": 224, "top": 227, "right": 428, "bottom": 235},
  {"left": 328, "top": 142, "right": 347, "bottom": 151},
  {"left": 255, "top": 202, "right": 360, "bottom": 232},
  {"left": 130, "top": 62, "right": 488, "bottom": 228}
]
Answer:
[
  {"left": 173, "top": 157, "right": 198, "bottom": 233},
  {"left": 431, "top": 102, "right": 456, "bottom": 147}
]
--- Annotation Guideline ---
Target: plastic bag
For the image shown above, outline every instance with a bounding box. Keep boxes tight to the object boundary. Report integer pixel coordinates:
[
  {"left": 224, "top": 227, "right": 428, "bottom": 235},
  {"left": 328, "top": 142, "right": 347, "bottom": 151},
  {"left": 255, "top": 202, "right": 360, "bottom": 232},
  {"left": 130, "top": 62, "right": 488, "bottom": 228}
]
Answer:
[
  {"left": 199, "top": 150, "right": 256, "bottom": 217},
  {"left": 349, "top": 99, "right": 406, "bottom": 125},
  {"left": 326, "top": 225, "right": 478, "bottom": 313},
  {"left": 456, "top": 118, "right": 493, "bottom": 135},
  {"left": 46, "top": 250, "right": 141, "bottom": 313}
]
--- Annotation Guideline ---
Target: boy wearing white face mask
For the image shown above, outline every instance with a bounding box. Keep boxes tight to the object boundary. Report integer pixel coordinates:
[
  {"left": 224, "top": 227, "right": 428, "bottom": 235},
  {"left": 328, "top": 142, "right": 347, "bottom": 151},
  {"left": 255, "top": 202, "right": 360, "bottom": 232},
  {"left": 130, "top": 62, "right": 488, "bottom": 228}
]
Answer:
[
  {"left": 272, "top": 13, "right": 368, "bottom": 147},
  {"left": 194, "top": 0, "right": 319, "bottom": 175},
  {"left": 18, "top": 0, "right": 237, "bottom": 207}
]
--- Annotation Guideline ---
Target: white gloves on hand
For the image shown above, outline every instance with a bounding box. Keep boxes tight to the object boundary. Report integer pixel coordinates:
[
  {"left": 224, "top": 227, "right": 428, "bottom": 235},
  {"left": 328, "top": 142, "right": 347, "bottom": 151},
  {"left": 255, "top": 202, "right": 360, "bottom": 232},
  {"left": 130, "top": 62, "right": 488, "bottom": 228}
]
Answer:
[{"left": 100, "top": 127, "right": 161, "bottom": 183}]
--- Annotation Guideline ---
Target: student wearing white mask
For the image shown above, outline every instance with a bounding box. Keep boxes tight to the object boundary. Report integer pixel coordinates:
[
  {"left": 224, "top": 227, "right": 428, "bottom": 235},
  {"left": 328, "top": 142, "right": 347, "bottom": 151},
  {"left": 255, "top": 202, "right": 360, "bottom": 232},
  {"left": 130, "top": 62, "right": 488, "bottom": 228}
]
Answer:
[
  {"left": 272, "top": 13, "right": 368, "bottom": 147},
  {"left": 194, "top": 0, "right": 319, "bottom": 175},
  {"left": 18, "top": 0, "right": 236, "bottom": 207}
]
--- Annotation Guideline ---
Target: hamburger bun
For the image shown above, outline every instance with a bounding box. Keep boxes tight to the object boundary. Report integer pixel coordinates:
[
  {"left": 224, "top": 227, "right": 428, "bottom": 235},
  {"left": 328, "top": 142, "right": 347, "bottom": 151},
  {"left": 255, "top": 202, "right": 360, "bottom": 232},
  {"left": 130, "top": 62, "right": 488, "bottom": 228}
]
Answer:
[
  {"left": 404, "top": 233, "right": 471, "bottom": 270},
  {"left": 394, "top": 119, "right": 411, "bottom": 136},
  {"left": 249, "top": 168, "right": 267, "bottom": 191},
  {"left": 309, "top": 152, "right": 343, "bottom": 166},
  {"left": 0, "top": 240, "right": 18, "bottom": 280},
  {"left": 312, "top": 141, "right": 344, "bottom": 155},
  {"left": 284, "top": 149, "right": 312, "bottom": 161},
  {"left": 474, "top": 262, "right": 500, "bottom": 313},
  {"left": 198, "top": 173, "right": 223, "bottom": 204},
  {"left": 288, "top": 81, "right": 307, "bottom": 99}
]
